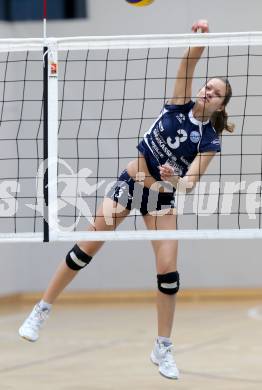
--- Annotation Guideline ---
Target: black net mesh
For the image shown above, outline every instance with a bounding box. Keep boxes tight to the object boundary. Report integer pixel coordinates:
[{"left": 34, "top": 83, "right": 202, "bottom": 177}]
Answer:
[
  {"left": 0, "top": 50, "right": 43, "bottom": 235},
  {"left": 1, "top": 44, "right": 262, "bottom": 237},
  {"left": 56, "top": 45, "right": 262, "bottom": 232}
]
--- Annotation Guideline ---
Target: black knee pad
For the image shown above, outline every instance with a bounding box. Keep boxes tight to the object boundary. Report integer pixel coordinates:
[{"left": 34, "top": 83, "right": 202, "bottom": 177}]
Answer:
[
  {"left": 157, "top": 271, "right": 180, "bottom": 295},
  {"left": 65, "top": 244, "right": 92, "bottom": 271}
]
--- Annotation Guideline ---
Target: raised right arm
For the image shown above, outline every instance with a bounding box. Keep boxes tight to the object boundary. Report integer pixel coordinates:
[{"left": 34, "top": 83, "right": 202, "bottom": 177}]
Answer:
[{"left": 169, "top": 20, "right": 209, "bottom": 105}]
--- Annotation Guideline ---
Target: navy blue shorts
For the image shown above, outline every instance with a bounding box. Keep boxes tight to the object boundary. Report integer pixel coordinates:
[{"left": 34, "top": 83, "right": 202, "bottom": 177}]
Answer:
[{"left": 106, "top": 170, "right": 175, "bottom": 216}]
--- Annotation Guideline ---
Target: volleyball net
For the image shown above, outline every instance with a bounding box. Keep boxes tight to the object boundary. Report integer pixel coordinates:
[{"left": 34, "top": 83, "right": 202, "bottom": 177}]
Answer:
[{"left": 1, "top": 32, "right": 262, "bottom": 242}]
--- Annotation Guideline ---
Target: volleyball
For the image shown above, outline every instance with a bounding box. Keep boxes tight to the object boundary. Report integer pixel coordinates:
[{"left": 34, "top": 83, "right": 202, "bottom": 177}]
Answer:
[{"left": 126, "top": 0, "right": 154, "bottom": 6}]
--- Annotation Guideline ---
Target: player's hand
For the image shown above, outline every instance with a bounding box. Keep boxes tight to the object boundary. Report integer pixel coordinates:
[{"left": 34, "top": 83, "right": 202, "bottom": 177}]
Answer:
[
  {"left": 159, "top": 163, "right": 175, "bottom": 181},
  {"left": 191, "top": 19, "right": 209, "bottom": 33}
]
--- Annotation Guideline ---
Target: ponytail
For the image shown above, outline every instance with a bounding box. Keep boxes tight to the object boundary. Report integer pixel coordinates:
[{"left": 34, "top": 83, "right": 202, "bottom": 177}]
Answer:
[{"left": 211, "top": 109, "right": 235, "bottom": 135}]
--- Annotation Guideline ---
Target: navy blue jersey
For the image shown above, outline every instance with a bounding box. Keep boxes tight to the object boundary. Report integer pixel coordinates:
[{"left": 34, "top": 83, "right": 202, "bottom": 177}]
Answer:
[{"left": 137, "top": 100, "right": 221, "bottom": 181}]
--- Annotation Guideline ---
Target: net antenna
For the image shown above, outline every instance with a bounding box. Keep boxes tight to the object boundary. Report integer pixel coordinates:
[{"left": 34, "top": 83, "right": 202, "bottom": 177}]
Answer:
[
  {"left": 1, "top": 31, "right": 262, "bottom": 242},
  {"left": 43, "top": 0, "right": 47, "bottom": 41}
]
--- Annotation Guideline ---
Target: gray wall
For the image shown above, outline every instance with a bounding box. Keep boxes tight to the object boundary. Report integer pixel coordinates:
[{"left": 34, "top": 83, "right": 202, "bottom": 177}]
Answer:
[{"left": 1, "top": 0, "right": 262, "bottom": 296}]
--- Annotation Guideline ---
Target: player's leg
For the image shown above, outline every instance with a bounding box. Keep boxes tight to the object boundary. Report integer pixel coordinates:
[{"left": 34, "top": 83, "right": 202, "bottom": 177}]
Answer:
[
  {"left": 42, "top": 197, "right": 129, "bottom": 304},
  {"left": 143, "top": 210, "right": 180, "bottom": 379},
  {"left": 41, "top": 168, "right": 136, "bottom": 304},
  {"left": 19, "top": 198, "right": 129, "bottom": 342}
]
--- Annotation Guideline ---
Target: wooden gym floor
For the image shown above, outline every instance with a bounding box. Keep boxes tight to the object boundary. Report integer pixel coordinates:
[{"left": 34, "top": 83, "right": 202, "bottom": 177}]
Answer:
[{"left": 0, "top": 296, "right": 262, "bottom": 390}]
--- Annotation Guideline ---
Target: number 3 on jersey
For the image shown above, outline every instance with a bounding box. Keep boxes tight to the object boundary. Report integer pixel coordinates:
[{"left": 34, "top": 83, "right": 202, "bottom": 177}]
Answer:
[{"left": 167, "top": 129, "right": 187, "bottom": 150}]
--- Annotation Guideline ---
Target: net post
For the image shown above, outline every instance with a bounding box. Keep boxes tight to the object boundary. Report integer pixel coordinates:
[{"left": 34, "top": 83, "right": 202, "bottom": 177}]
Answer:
[
  {"left": 42, "top": 1, "right": 59, "bottom": 242},
  {"left": 43, "top": 0, "right": 49, "bottom": 242},
  {"left": 43, "top": 40, "right": 59, "bottom": 243},
  {"left": 43, "top": 45, "right": 49, "bottom": 242},
  {"left": 47, "top": 41, "right": 59, "bottom": 241}
]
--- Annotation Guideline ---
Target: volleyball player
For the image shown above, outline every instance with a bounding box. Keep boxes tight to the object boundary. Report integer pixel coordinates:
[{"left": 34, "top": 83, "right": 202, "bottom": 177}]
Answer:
[{"left": 19, "top": 19, "right": 234, "bottom": 380}]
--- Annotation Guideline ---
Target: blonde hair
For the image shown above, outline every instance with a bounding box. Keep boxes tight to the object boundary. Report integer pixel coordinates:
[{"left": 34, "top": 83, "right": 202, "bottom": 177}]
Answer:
[{"left": 210, "top": 78, "right": 235, "bottom": 135}]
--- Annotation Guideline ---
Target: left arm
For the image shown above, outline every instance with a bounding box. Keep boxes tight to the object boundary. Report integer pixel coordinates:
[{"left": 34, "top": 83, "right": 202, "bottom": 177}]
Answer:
[{"left": 159, "top": 152, "right": 216, "bottom": 193}]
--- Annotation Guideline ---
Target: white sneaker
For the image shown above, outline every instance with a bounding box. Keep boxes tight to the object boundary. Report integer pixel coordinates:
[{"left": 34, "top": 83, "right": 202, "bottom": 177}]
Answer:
[
  {"left": 19, "top": 303, "right": 50, "bottom": 342},
  {"left": 150, "top": 340, "right": 179, "bottom": 379}
]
